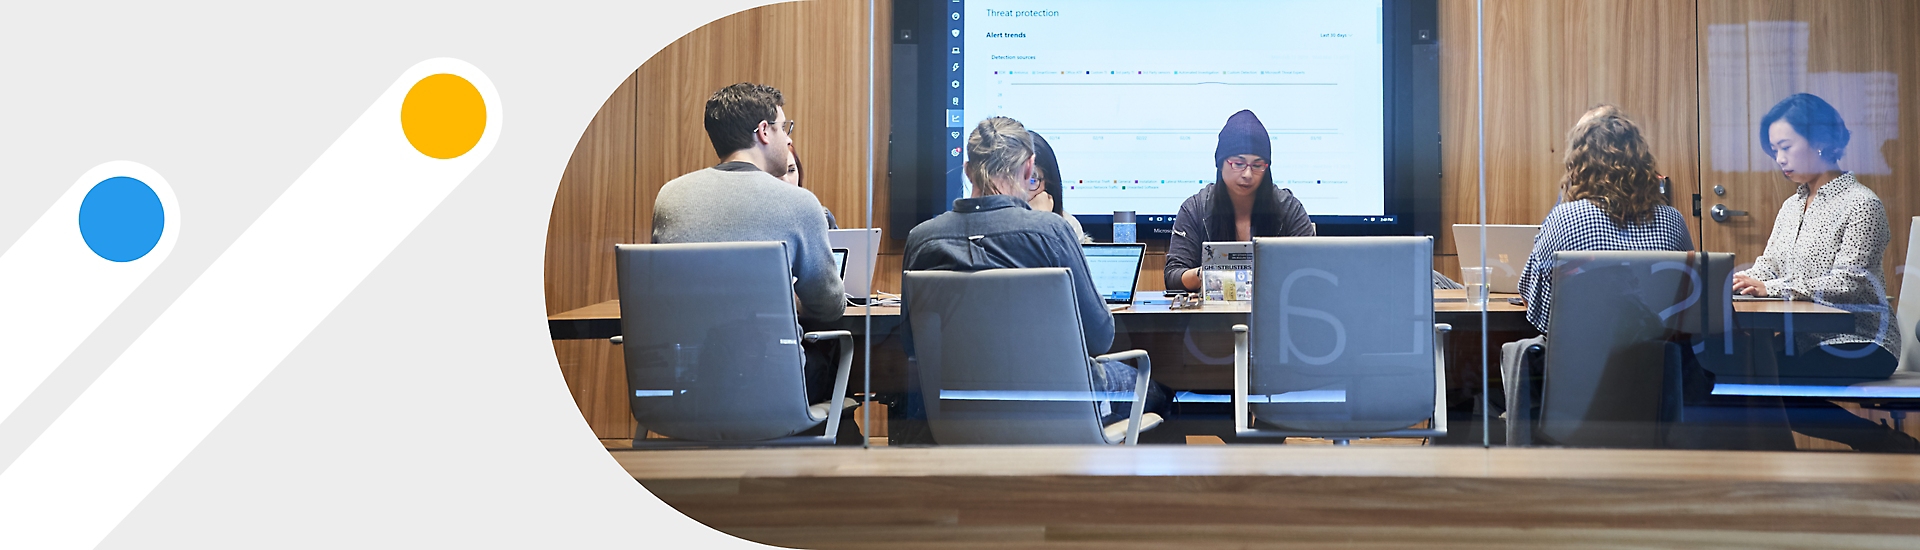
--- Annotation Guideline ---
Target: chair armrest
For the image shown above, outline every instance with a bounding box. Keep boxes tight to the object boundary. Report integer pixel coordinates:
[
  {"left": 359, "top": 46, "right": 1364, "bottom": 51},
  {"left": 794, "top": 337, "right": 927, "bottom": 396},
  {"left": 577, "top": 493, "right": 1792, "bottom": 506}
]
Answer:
[
  {"left": 1232, "top": 324, "right": 1249, "bottom": 432},
  {"left": 804, "top": 331, "right": 856, "bottom": 439},
  {"left": 1093, "top": 349, "right": 1153, "bottom": 445},
  {"left": 803, "top": 330, "right": 853, "bottom": 343},
  {"left": 1431, "top": 323, "right": 1451, "bottom": 435}
]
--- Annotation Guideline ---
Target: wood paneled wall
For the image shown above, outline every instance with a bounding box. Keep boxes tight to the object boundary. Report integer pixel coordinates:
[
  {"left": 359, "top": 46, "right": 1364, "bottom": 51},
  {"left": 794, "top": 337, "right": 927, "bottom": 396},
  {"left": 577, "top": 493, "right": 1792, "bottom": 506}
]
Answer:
[
  {"left": 1439, "top": 0, "right": 1917, "bottom": 298},
  {"left": 544, "top": 0, "right": 889, "bottom": 438},
  {"left": 1695, "top": 0, "right": 1920, "bottom": 300},
  {"left": 547, "top": 74, "right": 638, "bottom": 439},
  {"left": 548, "top": 1, "right": 1917, "bottom": 437},
  {"left": 1437, "top": 0, "right": 1704, "bottom": 265}
]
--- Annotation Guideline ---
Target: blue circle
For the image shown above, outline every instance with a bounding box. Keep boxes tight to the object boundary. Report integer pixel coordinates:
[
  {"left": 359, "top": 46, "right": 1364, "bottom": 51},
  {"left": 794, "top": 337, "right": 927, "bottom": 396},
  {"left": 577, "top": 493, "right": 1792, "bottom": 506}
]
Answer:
[{"left": 78, "top": 176, "right": 165, "bottom": 262}]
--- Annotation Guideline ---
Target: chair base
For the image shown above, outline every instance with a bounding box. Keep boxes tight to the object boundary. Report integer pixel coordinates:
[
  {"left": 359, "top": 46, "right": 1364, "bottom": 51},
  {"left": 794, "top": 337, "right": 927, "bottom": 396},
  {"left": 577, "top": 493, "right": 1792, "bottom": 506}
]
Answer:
[{"left": 1822, "top": 375, "right": 1920, "bottom": 432}]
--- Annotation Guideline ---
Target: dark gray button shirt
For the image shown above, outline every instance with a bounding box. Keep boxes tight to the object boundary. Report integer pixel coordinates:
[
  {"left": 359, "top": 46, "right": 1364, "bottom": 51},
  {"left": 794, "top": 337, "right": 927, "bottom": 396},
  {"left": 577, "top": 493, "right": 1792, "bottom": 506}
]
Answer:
[{"left": 903, "top": 194, "right": 1114, "bottom": 355}]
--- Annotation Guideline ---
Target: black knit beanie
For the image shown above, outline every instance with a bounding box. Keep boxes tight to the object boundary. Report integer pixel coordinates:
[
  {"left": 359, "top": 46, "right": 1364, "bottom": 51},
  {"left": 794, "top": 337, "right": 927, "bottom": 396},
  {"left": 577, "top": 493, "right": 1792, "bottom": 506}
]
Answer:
[{"left": 1213, "top": 109, "right": 1271, "bottom": 168}]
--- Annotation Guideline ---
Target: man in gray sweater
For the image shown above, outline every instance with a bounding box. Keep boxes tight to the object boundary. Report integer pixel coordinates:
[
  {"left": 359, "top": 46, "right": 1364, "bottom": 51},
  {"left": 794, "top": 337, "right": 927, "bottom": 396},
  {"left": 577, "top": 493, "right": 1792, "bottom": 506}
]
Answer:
[
  {"left": 651, "top": 83, "right": 853, "bottom": 441},
  {"left": 652, "top": 82, "right": 845, "bottom": 322}
]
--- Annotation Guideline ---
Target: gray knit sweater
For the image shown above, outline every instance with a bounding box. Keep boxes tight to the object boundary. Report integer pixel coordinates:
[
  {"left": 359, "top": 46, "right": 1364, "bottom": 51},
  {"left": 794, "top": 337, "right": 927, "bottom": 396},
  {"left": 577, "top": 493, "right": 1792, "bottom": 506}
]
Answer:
[{"left": 651, "top": 165, "right": 846, "bottom": 322}]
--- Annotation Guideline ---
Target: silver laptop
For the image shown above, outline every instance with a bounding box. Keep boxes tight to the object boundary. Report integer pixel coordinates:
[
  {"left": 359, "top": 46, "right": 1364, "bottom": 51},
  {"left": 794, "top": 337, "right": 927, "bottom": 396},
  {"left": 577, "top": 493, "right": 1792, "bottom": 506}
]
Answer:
[
  {"left": 827, "top": 228, "right": 882, "bottom": 301},
  {"left": 1082, "top": 243, "right": 1146, "bottom": 310},
  {"left": 1451, "top": 224, "right": 1540, "bottom": 293}
]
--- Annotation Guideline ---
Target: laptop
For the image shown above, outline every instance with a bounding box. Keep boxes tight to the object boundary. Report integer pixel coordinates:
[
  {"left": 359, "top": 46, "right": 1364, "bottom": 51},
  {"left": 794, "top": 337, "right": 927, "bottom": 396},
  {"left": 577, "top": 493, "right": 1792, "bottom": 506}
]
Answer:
[
  {"left": 1082, "top": 243, "right": 1146, "bottom": 310},
  {"left": 827, "top": 228, "right": 883, "bottom": 302},
  {"left": 1199, "top": 241, "right": 1254, "bottom": 301},
  {"left": 830, "top": 248, "right": 849, "bottom": 279},
  {"left": 1451, "top": 224, "right": 1540, "bottom": 293}
]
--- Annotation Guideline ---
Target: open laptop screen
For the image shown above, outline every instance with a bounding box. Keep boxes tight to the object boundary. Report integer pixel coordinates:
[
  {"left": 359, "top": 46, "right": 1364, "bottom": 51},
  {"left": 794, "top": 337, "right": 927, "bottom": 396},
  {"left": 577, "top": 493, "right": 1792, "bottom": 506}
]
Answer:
[
  {"left": 831, "top": 248, "right": 849, "bottom": 280},
  {"left": 1082, "top": 243, "right": 1146, "bottom": 303},
  {"left": 1450, "top": 224, "right": 1540, "bottom": 294},
  {"left": 827, "top": 227, "right": 882, "bottom": 300}
]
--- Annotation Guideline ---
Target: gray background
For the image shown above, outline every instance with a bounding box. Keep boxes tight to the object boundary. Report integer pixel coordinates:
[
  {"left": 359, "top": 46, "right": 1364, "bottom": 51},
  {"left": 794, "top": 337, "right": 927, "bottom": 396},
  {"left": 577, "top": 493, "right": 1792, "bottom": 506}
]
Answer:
[{"left": 0, "top": 1, "right": 800, "bottom": 546}]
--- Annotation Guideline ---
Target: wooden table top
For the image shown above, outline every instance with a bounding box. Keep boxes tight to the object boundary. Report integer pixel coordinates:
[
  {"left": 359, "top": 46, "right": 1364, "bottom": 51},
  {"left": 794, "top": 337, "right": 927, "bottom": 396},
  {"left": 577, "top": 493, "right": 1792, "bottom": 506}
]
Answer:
[
  {"left": 550, "top": 288, "right": 1852, "bottom": 340},
  {"left": 549, "top": 288, "right": 1841, "bottom": 323},
  {"left": 621, "top": 446, "right": 1920, "bottom": 548},
  {"left": 615, "top": 445, "right": 1920, "bottom": 485}
]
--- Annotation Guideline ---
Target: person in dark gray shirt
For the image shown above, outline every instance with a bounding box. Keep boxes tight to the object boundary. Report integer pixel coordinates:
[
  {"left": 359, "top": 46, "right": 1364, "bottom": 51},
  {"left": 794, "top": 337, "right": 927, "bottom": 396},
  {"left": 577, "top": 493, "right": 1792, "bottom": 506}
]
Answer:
[
  {"left": 905, "top": 116, "right": 1113, "bottom": 355},
  {"left": 898, "top": 116, "right": 1170, "bottom": 439},
  {"left": 1164, "top": 109, "right": 1315, "bottom": 291}
]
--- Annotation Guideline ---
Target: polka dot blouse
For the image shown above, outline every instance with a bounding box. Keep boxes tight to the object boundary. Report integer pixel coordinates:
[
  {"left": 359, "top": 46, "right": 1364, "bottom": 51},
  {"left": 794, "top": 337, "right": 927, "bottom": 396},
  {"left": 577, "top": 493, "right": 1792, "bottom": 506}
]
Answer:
[{"left": 1737, "top": 172, "right": 1900, "bottom": 355}]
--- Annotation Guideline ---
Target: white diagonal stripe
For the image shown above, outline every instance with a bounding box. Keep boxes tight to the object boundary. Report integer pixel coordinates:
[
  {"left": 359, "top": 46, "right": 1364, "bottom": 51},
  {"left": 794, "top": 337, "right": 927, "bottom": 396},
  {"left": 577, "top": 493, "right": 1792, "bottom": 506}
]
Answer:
[
  {"left": 0, "top": 161, "right": 180, "bottom": 426},
  {"left": 0, "top": 58, "right": 499, "bottom": 549}
]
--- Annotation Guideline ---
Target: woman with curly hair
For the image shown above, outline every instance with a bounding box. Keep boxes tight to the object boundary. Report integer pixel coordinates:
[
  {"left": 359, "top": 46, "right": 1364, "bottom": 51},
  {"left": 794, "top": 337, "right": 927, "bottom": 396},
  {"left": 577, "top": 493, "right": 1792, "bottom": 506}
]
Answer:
[{"left": 1516, "top": 105, "right": 1692, "bottom": 333}]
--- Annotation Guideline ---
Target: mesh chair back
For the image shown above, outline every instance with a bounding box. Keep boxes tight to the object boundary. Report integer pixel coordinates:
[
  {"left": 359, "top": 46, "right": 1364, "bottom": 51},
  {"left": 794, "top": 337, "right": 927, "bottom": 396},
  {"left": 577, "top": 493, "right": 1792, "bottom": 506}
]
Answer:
[
  {"left": 903, "top": 268, "right": 1108, "bottom": 444},
  {"left": 1666, "top": 252, "right": 1735, "bottom": 339},
  {"left": 615, "top": 241, "right": 815, "bottom": 441},
  {"left": 1247, "top": 236, "right": 1436, "bottom": 432},
  {"left": 1898, "top": 218, "right": 1920, "bottom": 374},
  {"left": 1538, "top": 250, "right": 1703, "bottom": 447}
]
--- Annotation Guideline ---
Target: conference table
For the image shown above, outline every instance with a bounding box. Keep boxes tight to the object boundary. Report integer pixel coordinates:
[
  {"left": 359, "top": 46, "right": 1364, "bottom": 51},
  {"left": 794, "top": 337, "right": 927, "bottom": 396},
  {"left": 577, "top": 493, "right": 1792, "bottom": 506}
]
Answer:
[{"left": 548, "top": 289, "right": 1853, "bottom": 393}]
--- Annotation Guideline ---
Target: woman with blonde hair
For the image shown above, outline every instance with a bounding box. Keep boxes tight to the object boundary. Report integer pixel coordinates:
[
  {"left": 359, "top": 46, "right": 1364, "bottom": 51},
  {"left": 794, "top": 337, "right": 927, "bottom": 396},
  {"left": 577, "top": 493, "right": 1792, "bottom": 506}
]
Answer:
[
  {"left": 900, "top": 116, "right": 1170, "bottom": 433},
  {"left": 907, "top": 116, "right": 1109, "bottom": 348},
  {"left": 1516, "top": 105, "right": 1693, "bottom": 333}
]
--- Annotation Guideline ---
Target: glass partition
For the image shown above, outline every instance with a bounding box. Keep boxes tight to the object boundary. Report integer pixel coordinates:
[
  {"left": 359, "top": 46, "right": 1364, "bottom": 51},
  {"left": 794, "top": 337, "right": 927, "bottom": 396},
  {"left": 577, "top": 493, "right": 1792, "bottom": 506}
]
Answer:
[
  {"left": 531, "top": 1, "right": 1920, "bottom": 547},
  {"left": 540, "top": 1, "right": 890, "bottom": 447},
  {"left": 869, "top": 0, "right": 1463, "bottom": 447},
  {"left": 545, "top": 0, "right": 1916, "bottom": 464},
  {"left": 1480, "top": 0, "right": 1920, "bottom": 453}
]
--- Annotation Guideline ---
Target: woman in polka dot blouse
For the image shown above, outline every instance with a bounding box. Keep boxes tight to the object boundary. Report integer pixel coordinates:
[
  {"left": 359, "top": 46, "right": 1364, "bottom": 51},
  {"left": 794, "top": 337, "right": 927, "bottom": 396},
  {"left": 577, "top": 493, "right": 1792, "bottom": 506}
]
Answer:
[{"left": 1733, "top": 93, "right": 1911, "bottom": 452}]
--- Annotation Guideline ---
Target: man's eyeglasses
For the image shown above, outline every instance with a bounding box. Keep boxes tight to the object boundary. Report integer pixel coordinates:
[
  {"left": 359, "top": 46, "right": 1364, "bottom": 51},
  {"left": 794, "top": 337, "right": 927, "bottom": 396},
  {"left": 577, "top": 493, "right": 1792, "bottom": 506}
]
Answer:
[
  {"left": 764, "top": 119, "right": 797, "bottom": 135},
  {"left": 1224, "top": 159, "right": 1269, "bottom": 173}
]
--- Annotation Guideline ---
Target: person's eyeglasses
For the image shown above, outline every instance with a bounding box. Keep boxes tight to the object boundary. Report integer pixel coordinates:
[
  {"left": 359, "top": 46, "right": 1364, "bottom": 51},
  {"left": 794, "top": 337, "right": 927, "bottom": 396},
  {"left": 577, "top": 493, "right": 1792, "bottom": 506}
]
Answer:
[
  {"left": 765, "top": 119, "right": 797, "bottom": 135},
  {"left": 1224, "top": 159, "right": 1270, "bottom": 173}
]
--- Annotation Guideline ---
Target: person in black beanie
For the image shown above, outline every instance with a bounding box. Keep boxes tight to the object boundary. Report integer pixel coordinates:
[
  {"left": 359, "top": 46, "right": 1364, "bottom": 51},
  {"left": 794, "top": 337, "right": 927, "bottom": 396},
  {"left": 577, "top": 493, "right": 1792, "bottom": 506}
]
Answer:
[{"left": 1163, "top": 109, "right": 1315, "bottom": 291}]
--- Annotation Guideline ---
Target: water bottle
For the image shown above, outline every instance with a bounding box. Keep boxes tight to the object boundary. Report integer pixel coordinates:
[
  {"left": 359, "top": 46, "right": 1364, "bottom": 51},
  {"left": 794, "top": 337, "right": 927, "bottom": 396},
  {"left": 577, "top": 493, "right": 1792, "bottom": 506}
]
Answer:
[{"left": 1112, "top": 211, "right": 1136, "bottom": 243}]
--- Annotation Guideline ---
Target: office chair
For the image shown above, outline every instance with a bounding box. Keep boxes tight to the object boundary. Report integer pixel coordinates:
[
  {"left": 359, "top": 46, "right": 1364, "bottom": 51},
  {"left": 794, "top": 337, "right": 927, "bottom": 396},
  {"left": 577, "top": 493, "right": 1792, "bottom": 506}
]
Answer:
[
  {"left": 903, "top": 268, "right": 1161, "bottom": 445},
  {"left": 613, "top": 241, "right": 854, "bottom": 448},
  {"left": 1532, "top": 250, "right": 1712, "bottom": 448},
  {"left": 1231, "top": 236, "right": 1449, "bottom": 443},
  {"left": 1505, "top": 251, "right": 1781, "bottom": 449},
  {"left": 1840, "top": 218, "right": 1920, "bottom": 428}
]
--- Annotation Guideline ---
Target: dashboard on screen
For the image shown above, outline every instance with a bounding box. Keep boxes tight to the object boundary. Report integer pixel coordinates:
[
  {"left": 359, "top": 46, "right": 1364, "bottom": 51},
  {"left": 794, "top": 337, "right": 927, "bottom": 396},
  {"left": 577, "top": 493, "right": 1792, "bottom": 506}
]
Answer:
[{"left": 890, "top": 0, "right": 1440, "bottom": 239}]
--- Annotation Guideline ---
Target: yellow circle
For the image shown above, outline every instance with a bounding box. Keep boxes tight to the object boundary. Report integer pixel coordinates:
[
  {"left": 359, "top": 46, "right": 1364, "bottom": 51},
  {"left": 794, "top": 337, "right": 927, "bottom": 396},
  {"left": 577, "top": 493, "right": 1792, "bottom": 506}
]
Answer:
[{"left": 400, "top": 73, "right": 486, "bottom": 159}]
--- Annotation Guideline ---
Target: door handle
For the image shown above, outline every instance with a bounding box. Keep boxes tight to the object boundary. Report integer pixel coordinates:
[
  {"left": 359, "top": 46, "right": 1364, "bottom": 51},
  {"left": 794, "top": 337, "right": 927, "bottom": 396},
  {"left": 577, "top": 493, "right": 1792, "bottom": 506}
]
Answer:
[{"left": 1709, "top": 204, "right": 1748, "bottom": 223}]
